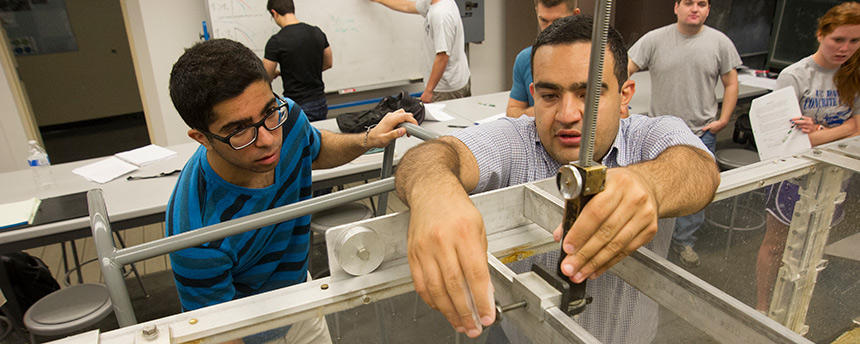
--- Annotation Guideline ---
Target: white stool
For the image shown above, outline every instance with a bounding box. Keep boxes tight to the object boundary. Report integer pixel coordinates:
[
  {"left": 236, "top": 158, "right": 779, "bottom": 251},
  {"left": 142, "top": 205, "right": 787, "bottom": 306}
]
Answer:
[
  {"left": 23, "top": 284, "right": 113, "bottom": 343},
  {"left": 708, "top": 149, "right": 766, "bottom": 258}
]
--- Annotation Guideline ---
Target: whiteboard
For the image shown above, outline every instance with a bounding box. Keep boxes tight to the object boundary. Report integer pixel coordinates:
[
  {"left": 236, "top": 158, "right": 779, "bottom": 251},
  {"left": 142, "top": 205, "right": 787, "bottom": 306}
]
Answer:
[{"left": 206, "top": 0, "right": 426, "bottom": 93}]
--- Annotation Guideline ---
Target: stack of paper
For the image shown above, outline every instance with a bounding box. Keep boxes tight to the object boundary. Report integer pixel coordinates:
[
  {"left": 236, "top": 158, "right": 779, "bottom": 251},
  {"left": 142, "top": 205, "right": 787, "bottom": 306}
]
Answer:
[
  {"left": 0, "top": 198, "right": 41, "bottom": 229},
  {"left": 739, "top": 74, "right": 777, "bottom": 90},
  {"left": 423, "top": 103, "right": 455, "bottom": 121},
  {"left": 73, "top": 144, "right": 178, "bottom": 184},
  {"left": 72, "top": 157, "right": 139, "bottom": 184},
  {"left": 115, "top": 144, "right": 177, "bottom": 166}
]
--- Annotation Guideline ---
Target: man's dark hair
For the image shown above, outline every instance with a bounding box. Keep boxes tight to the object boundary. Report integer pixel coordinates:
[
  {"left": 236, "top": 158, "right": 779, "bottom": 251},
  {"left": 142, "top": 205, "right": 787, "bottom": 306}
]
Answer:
[
  {"left": 536, "top": 0, "right": 578, "bottom": 12},
  {"left": 267, "top": 0, "right": 295, "bottom": 15},
  {"left": 530, "top": 14, "right": 628, "bottom": 89},
  {"left": 675, "top": 0, "right": 711, "bottom": 5},
  {"left": 169, "top": 39, "right": 269, "bottom": 131}
]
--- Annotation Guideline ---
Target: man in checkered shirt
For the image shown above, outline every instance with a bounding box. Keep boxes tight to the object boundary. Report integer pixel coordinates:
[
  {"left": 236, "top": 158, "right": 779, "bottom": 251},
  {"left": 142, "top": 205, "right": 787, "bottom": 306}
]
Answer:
[{"left": 395, "top": 15, "right": 720, "bottom": 343}]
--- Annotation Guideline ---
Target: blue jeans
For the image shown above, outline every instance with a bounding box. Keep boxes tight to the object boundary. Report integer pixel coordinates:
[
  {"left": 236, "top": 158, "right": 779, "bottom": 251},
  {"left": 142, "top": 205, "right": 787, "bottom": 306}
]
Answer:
[
  {"left": 303, "top": 97, "right": 330, "bottom": 195},
  {"left": 672, "top": 131, "right": 717, "bottom": 248},
  {"left": 299, "top": 97, "right": 328, "bottom": 122}
]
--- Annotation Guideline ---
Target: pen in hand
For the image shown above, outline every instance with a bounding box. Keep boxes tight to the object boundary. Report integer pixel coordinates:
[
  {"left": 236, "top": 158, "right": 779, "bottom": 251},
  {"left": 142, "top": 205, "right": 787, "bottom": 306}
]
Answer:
[{"left": 782, "top": 123, "right": 798, "bottom": 143}]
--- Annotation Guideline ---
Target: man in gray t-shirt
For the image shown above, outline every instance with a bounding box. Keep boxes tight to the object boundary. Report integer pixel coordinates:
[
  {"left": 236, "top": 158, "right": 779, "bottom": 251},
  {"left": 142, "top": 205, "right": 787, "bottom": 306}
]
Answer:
[
  {"left": 370, "top": 0, "right": 471, "bottom": 103},
  {"left": 627, "top": 0, "right": 742, "bottom": 267}
]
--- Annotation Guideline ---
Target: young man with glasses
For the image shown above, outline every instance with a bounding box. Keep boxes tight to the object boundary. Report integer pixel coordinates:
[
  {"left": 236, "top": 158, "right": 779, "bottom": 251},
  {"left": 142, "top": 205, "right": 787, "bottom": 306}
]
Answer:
[{"left": 165, "top": 39, "right": 416, "bottom": 343}]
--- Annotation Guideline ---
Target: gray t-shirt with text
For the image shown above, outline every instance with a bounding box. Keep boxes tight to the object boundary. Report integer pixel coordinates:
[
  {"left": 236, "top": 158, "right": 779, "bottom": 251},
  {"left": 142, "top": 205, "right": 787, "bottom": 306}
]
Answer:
[{"left": 775, "top": 55, "right": 860, "bottom": 126}]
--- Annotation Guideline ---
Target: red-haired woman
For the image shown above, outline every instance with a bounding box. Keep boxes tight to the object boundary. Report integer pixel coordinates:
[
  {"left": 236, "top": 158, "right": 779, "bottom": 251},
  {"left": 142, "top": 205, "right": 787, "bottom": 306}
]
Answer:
[{"left": 757, "top": 1, "right": 860, "bottom": 312}]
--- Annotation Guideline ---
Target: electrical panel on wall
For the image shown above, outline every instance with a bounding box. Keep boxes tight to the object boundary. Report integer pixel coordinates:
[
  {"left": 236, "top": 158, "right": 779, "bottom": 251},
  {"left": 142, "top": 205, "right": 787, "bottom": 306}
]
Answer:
[{"left": 456, "top": 0, "right": 484, "bottom": 43}]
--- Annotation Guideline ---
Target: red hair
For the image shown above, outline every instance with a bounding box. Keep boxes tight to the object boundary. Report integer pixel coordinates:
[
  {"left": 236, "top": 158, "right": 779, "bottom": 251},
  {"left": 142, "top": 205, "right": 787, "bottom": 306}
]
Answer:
[{"left": 820, "top": 2, "right": 860, "bottom": 106}]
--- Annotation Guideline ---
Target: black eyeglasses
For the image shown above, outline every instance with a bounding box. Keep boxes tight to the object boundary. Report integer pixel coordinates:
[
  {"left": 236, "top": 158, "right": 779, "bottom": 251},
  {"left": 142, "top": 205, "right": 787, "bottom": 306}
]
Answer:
[{"left": 203, "top": 93, "right": 290, "bottom": 150}]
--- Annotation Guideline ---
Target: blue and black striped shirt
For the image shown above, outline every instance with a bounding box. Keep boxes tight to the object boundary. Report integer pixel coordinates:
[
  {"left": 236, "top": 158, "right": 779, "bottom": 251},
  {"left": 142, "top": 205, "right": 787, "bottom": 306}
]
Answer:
[{"left": 165, "top": 100, "right": 321, "bottom": 311}]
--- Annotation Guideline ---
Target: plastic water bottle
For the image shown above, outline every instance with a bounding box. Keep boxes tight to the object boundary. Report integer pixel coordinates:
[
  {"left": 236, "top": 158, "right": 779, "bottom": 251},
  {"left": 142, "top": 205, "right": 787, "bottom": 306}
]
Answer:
[{"left": 27, "top": 140, "right": 55, "bottom": 189}]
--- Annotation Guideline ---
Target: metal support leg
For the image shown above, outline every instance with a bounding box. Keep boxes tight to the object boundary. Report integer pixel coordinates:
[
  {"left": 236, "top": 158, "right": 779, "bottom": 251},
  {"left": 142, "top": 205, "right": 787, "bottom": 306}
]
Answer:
[
  {"left": 724, "top": 195, "right": 740, "bottom": 259},
  {"left": 374, "top": 301, "right": 390, "bottom": 344},
  {"left": 768, "top": 166, "right": 845, "bottom": 334},
  {"left": 412, "top": 292, "right": 420, "bottom": 321},
  {"left": 69, "top": 240, "right": 83, "bottom": 285},
  {"left": 112, "top": 233, "right": 149, "bottom": 298},
  {"left": 60, "top": 243, "right": 69, "bottom": 280},
  {"left": 89, "top": 189, "right": 138, "bottom": 327},
  {"left": 376, "top": 141, "right": 396, "bottom": 217}
]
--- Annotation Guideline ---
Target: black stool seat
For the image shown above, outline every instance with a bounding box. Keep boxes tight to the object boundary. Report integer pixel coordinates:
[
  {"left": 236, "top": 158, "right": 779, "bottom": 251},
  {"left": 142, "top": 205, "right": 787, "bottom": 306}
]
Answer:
[
  {"left": 716, "top": 148, "right": 760, "bottom": 170},
  {"left": 709, "top": 148, "right": 765, "bottom": 259}
]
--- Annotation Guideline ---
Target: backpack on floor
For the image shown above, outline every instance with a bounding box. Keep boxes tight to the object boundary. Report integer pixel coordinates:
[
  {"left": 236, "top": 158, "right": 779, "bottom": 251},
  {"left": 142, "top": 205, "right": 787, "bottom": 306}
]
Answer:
[{"left": 0, "top": 251, "right": 60, "bottom": 324}]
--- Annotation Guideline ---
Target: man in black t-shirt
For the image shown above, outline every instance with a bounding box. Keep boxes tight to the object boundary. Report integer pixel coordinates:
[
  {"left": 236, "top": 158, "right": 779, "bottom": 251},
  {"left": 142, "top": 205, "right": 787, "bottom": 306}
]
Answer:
[{"left": 263, "top": 0, "right": 332, "bottom": 121}]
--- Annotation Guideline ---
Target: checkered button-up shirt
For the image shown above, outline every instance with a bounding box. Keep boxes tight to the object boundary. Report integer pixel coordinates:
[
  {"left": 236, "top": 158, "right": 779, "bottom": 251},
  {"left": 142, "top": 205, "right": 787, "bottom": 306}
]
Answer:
[{"left": 452, "top": 114, "right": 710, "bottom": 344}]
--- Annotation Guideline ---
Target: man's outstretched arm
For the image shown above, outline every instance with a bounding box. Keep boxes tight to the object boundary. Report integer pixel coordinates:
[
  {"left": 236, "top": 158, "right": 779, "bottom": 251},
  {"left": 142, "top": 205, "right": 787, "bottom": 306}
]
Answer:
[
  {"left": 369, "top": 0, "right": 419, "bottom": 14},
  {"left": 313, "top": 110, "right": 416, "bottom": 169},
  {"left": 395, "top": 136, "right": 496, "bottom": 338}
]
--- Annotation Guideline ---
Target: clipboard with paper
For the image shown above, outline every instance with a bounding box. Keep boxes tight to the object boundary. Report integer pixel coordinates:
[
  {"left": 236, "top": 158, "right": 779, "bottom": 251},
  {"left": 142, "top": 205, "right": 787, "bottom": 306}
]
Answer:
[{"left": 748, "top": 86, "right": 812, "bottom": 161}]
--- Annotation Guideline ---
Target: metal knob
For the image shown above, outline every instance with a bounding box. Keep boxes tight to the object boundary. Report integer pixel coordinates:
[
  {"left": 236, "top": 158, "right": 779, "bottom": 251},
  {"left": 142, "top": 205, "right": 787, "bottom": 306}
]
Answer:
[
  {"left": 334, "top": 226, "right": 385, "bottom": 276},
  {"left": 556, "top": 165, "right": 582, "bottom": 200}
]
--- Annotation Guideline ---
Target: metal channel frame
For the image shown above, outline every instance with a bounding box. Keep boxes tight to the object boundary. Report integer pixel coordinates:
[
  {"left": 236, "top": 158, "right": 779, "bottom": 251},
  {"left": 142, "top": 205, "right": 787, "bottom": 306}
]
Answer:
[
  {"left": 764, "top": 141, "right": 860, "bottom": 334},
  {"left": 78, "top": 172, "right": 820, "bottom": 343},
  {"left": 80, "top": 121, "right": 860, "bottom": 342},
  {"left": 715, "top": 137, "right": 860, "bottom": 335}
]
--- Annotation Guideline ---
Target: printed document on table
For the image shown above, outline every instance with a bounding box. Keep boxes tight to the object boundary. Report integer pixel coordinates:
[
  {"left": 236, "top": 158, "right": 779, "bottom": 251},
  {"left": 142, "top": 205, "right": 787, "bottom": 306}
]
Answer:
[
  {"left": 748, "top": 86, "right": 811, "bottom": 161},
  {"left": 72, "top": 157, "right": 138, "bottom": 184},
  {"left": 115, "top": 144, "right": 177, "bottom": 166},
  {"left": 738, "top": 74, "right": 776, "bottom": 90},
  {"left": 476, "top": 112, "right": 506, "bottom": 124},
  {"left": 423, "top": 103, "right": 454, "bottom": 121}
]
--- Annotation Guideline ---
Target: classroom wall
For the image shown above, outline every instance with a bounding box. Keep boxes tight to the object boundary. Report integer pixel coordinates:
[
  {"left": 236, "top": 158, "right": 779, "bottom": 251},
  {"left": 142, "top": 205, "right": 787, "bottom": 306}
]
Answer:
[
  {"left": 327, "top": 2, "right": 515, "bottom": 116},
  {"left": 0, "top": 22, "right": 38, "bottom": 173},
  {"left": 614, "top": 0, "right": 677, "bottom": 47},
  {"left": 468, "top": 0, "right": 507, "bottom": 96},
  {"left": 327, "top": 1, "right": 517, "bottom": 116},
  {"left": 496, "top": 0, "right": 618, "bottom": 94},
  {"left": 500, "top": 1, "right": 538, "bottom": 93},
  {"left": 120, "top": 0, "right": 207, "bottom": 147},
  {"left": 15, "top": 0, "right": 143, "bottom": 126},
  {"left": 122, "top": 1, "right": 513, "bottom": 146},
  {"left": 0, "top": 52, "right": 31, "bottom": 173}
]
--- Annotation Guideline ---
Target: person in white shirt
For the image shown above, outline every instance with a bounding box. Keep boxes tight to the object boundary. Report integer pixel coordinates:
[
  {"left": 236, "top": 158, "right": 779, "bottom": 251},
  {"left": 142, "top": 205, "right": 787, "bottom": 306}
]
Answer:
[{"left": 370, "top": 0, "right": 471, "bottom": 103}]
